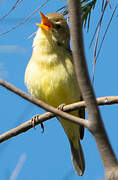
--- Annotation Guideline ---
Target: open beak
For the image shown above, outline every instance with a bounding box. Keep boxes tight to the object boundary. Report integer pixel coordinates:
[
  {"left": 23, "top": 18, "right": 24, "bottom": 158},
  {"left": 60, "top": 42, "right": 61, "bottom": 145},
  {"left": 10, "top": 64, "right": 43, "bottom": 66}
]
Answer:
[{"left": 36, "top": 12, "right": 52, "bottom": 31}]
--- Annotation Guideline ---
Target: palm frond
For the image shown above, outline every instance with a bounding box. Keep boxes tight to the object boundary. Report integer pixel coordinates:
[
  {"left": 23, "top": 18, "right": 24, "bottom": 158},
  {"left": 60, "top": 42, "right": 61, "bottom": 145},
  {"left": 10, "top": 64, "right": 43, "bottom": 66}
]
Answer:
[
  {"left": 57, "top": 0, "right": 97, "bottom": 30},
  {"left": 81, "top": 0, "right": 96, "bottom": 30}
]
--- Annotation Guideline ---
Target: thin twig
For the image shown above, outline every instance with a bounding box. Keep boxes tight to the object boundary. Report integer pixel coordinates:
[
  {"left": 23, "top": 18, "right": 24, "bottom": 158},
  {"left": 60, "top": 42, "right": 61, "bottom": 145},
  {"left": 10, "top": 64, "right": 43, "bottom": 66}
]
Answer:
[
  {"left": 1, "top": 78, "right": 118, "bottom": 111},
  {"left": 0, "top": 0, "right": 24, "bottom": 22},
  {"left": 107, "top": 0, "right": 111, "bottom": 9},
  {"left": 0, "top": 0, "right": 50, "bottom": 36},
  {"left": 0, "top": 78, "right": 118, "bottom": 143},
  {"left": 0, "top": 112, "right": 85, "bottom": 144},
  {"left": 0, "top": 95, "right": 118, "bottom": 143},
  {"left": 102, "top": 0, "right": 105, "bottom": 11},
  {"left": 0, "top": 78, "right": 87, "bottom": 128},
  {"left": 89, "top": 0, "right": 108, "bottom": 48},
  {"left": 95, "top": 3, "right": 118, "bottom": 62},
  {"left": 92, "top": 25, "right": 100, "bottom": 83},
  {"left": 92, "top": 1, "right": 108, "bottom": 82},
  {"left": 27, "top": 31, "right": 36, "bottom": 40}
]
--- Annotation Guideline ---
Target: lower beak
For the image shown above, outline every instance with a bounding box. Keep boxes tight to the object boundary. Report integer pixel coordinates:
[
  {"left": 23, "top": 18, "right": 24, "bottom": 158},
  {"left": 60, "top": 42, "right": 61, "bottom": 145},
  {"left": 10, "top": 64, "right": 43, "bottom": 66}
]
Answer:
[{"left": 37, "top": 12, "right": 52, "bottom": 31}]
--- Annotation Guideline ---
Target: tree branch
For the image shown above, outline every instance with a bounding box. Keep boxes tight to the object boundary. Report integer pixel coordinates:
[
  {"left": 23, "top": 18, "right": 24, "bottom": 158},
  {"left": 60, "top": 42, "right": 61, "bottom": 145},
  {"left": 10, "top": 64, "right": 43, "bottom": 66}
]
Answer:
[
  {"left": 65, "top": 96, "right": 118, "bottom": 110},
  {"left": 1, "top": 78, "right": 118, "bottom": 109},
  {"left": 0, "top": 95, "right": 118, "bottom": 144},
  {"left": 68, "top": 0, "right": 118, "bottom": 178},
  {"left": 0, "top": 78, "right": 118, "bottom": 144},
  {"left": 0, "top": 78, "right": 88, "bottom": 128},
  {"left": 0, "top": 111, "right": 86, "bottom": 143}
]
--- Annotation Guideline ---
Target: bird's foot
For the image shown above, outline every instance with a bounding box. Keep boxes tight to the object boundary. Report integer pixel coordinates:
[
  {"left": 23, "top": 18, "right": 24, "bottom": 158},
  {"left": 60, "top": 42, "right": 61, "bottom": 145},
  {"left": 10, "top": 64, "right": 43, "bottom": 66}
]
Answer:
[
  {"left": 31, "top": 115, "right": 44, "bottom": 133},
  {"left": 58, "top": 103, "right": 66, "bottom": 111},
  {"left": 31, "top": 115, "right": 38, "bottom": 129},
  {"left": 40, "top": 122, "right": 44, "bottom": 133}
]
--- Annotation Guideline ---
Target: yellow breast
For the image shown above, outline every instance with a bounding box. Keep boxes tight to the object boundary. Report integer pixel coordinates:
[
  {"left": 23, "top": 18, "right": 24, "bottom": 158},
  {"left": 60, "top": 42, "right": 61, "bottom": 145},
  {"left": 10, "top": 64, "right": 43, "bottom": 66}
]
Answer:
[{"left": 25, "top": 28, "right": 81, "bottom": 108}]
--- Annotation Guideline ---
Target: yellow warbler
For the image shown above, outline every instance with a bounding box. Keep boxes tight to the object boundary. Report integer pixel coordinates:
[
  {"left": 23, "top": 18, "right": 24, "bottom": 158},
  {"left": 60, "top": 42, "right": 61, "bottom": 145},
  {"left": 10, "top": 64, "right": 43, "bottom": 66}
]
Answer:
[{"left": 25, "top": 12, "right": 85, "bottom": 176}]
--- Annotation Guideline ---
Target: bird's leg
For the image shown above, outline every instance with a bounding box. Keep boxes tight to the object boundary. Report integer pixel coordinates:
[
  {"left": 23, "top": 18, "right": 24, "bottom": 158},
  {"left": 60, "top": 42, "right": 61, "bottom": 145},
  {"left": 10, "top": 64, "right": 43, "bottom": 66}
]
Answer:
[
  {"left": 57, "top": 104, "right": 66, "bottom": 122},
  {"left": 58, "top": 103, "right": 66, "bottom": 111},
  {"left": 31, "top": 115, "right": 44, "bottom": 133},
  {"left": 31, "top": 115, "right": 38, "bottom": 129}
]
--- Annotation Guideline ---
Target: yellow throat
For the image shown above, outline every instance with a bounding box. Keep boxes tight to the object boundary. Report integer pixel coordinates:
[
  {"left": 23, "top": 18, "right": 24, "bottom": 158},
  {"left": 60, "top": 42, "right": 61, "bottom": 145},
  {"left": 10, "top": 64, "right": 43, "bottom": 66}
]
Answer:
[{"left": 25, "top": 13, "right": 81, "bottom": 107}]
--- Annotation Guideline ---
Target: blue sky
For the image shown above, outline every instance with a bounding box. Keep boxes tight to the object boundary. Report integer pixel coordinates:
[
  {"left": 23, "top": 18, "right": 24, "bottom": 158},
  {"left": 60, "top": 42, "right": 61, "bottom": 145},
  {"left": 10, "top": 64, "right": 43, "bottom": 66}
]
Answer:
[{"left": 0, "top": 0, "right": 118, "bottom": 180}]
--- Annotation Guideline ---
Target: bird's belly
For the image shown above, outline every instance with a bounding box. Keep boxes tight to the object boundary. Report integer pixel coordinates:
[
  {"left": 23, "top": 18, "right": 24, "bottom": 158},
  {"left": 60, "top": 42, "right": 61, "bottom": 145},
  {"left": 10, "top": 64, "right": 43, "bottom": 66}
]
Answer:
[{"left": 25, "top": 60, "right": 80, "bottom": 108}]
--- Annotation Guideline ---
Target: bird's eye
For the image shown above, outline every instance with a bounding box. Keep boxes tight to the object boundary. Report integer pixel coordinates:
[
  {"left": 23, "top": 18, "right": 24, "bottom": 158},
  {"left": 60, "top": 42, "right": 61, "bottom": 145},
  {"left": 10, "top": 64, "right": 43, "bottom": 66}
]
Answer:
[{"left": 55, "top": 24, "right": 61, "bottom": 29}]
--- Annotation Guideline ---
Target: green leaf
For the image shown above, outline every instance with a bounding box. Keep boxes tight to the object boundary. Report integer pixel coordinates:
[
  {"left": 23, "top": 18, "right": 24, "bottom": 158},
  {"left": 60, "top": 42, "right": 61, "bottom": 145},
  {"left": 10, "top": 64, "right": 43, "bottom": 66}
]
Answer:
[{"left": 57, "top": 0, "right": 97, "bottom": 30}]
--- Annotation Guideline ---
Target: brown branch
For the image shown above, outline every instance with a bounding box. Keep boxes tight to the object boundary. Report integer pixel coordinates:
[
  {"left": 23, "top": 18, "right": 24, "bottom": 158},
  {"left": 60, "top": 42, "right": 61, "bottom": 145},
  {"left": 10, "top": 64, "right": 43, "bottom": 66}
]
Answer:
[
  {"left": 0, "top": 104, "right": 87, "bottom": 144},
  {"left": 0, "top": 78, "right": 118, "bottom": 143},
  {"left": 0, "top": 78, "right": 87, "bottom": 128},
  {"left": 68, "top": 0, "right": 100, "bottom": 126},
  {"left": 0, "top": 78, "right": 118, "bottom": 113},
  {"left": 0, "top": 112, "right": 52, "bottom": 143},
  {"left": 65, "top": 96, "right": 118, "bottom": 110},
  {"left": 68, "top": 0, "right": 118, "bottom": 179},
  {"left": 0, "top": 96, "right": 118, "bottom": 144}
]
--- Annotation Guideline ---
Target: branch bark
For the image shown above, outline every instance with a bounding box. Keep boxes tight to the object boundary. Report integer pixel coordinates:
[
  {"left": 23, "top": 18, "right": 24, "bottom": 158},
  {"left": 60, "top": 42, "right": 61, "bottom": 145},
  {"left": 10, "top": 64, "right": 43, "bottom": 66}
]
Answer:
[
  {"left": 1, "top": 78, "right": 118, "bottom": 109},
  {"left": 0, "top": 78, "right": 87, "bottom": 128},
  {"left": 0, "top": 78, "right": 118, "bottom": 144},
  {"left": 68, "top": 0, "right": 118, "bottom": 179},
  {"left": 0, "top": 94, "right": 118, "bottom": 144},
  {"left": 0, "top": 111, "right": 85, "bottom": 144}
]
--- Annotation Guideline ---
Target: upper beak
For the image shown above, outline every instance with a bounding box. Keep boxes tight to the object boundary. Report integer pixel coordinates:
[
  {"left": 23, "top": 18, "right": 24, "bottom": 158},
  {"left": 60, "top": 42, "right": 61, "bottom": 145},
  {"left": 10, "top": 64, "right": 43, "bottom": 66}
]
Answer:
[{"left": 37, "top": 12, "right": 52, "bottom": 31}]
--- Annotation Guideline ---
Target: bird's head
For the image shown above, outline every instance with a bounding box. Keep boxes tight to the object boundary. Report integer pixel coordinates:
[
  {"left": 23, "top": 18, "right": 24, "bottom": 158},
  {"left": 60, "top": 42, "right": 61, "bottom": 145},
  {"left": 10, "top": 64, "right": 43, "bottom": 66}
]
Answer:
[{"left": 36, "top": 12, "right": 70, "bottom": 49}]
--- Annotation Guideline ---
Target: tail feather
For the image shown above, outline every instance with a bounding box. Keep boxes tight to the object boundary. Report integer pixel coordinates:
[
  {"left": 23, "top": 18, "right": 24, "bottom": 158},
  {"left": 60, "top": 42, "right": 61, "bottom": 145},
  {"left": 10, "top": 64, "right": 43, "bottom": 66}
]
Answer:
[{"left": 69, "top": 139, "right": 85, "bottom": 176}]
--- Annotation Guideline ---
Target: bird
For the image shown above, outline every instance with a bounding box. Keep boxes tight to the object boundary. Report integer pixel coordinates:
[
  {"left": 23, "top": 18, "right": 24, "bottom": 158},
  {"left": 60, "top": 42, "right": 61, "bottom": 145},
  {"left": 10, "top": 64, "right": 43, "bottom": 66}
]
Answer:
[{"left": 25, "top": 11, "right": 85, "bottom": 176}]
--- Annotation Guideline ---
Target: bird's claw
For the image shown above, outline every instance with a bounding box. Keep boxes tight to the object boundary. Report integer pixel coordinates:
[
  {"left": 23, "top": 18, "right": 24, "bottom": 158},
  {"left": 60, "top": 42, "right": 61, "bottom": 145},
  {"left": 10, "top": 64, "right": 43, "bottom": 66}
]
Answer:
[
  {"left": 41, "top": 122, "right": 44, "bottom": 133},
  {"left": 31, "top": 115, "right": 44, "bottom": 133},
  {"left": 31, "top": 115, "right": 38, "bottom": 129},
  {"left": 58, "top": 103, "right": 66, "bottom": 111}
]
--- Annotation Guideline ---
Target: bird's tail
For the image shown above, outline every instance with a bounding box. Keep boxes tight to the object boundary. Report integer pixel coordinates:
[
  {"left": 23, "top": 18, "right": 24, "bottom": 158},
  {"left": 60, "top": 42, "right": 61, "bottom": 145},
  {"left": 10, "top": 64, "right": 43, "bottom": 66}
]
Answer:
[{"left": 69, "top": 139, "right": 85, "bottom": 176}]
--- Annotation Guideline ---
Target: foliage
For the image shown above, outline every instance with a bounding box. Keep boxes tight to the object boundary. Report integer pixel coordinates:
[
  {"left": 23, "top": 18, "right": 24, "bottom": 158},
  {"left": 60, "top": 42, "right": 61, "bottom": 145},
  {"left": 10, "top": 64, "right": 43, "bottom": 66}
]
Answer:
[{"left": 57, "top": 0, "right": 97, "bottom": 30}]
